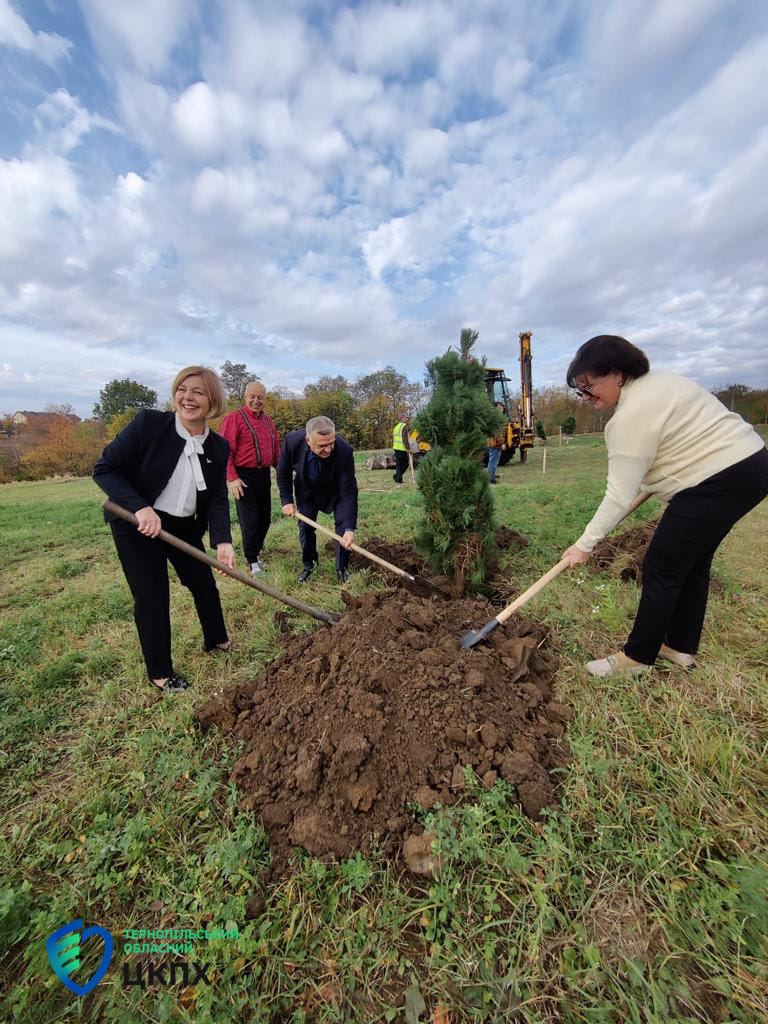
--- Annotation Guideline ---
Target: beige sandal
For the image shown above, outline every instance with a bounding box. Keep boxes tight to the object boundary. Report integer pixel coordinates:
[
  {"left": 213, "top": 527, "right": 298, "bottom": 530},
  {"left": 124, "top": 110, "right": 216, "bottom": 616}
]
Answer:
[
  {"left": 586, "top": 653, "right": 652, "bottom": 678},
  {"left": 659, "top": 644, "right": 697, "bottom": 669}
]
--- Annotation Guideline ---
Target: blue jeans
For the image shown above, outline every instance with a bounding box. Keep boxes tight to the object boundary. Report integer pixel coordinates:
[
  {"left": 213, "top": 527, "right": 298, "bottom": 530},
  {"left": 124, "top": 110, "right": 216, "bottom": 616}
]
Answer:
[{"left": 487, "top": 446, "right": 501, "bottom": 481}]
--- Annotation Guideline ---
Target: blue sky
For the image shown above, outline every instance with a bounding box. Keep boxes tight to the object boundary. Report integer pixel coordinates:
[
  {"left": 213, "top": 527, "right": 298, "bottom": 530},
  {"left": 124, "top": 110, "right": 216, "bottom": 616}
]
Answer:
[{"left": 1, "top": 0, "right": 767, "bottom": 417}]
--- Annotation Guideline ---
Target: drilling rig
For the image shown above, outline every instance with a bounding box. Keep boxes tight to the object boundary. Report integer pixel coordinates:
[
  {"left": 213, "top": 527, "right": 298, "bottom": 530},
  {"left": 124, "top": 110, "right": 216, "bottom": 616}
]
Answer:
[{"left": 483, "top": 330, "right": 536, "bottom": 464}]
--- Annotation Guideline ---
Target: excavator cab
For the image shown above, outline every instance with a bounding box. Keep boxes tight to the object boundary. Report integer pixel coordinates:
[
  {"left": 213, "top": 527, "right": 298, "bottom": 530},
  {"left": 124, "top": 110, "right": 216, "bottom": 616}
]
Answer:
[{"left": 484, "top": 368, "right": 520, "bottom": 464}]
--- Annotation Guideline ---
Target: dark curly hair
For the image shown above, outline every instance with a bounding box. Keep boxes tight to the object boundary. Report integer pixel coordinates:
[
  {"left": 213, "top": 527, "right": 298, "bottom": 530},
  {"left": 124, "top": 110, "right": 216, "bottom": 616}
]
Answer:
[{"left": 566, "top": 335, "right": 650, "bottom": 389}]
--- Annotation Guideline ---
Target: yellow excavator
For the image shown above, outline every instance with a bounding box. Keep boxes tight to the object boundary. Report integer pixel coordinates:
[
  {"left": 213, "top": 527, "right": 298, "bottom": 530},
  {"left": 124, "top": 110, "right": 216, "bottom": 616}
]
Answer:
[
  {"left": 410, "top": 330, "right": 535, "bottom": 464},
  {"left": 484, "top": 331, "right": 535, "bottom": 464}
]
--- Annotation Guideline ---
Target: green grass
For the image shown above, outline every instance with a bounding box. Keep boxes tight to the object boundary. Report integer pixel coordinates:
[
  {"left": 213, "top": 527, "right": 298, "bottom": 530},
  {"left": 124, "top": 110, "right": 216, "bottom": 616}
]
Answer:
[{"left": 1, "top": 439, "right": 766, "bottom": 1022}]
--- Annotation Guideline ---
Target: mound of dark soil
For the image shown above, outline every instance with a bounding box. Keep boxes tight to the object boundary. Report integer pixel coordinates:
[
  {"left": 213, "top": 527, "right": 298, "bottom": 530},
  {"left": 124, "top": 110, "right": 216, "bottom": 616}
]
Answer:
[
  {"left": 196, "top": 589, "right": 571, "bottom": 872},
  {"left": 324, "top": 527, "right": 529, "bottom": 595},
  {"left": 590, "top": 520, "right": 723, "bottom": 595},
  {"left": 344, "top": 538, "right": 428, "bottom": 578},
  {"left": 590, "top": 522, "right": 658, "bottom": 583},
  {"left": 496, "top": 526, "right": 530, "bottom": 551}
]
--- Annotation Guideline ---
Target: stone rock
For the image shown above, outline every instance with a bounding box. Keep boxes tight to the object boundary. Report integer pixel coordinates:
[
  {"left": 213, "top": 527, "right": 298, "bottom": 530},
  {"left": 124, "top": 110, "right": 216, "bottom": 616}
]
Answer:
[{"left": 403, "top": 832, "right": 438, "bottom": 876}]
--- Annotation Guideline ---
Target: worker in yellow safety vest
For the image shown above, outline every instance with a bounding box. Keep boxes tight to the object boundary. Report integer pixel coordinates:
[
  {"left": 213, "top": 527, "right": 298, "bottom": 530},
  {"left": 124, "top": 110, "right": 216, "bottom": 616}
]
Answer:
[{"left": 392, "top": 419, "right": 410, "bottom": 484}]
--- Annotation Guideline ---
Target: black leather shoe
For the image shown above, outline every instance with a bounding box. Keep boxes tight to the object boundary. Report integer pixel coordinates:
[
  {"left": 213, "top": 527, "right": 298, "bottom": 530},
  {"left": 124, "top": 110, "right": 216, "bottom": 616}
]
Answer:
[
  {"left": 297, "top": 566, "right": 314, "bottom": 583},
  {"left": 337, "top": 568, "right": 350, "bottom": 584}
]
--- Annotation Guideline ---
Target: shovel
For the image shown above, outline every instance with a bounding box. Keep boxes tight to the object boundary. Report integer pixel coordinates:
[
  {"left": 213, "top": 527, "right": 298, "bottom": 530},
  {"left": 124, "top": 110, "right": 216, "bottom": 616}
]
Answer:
[
  {"left": 460, "top": 492, "right": 651, "bottom": 648},
  {"left": 102, "top": 500, "right": 339, "bottom": 627},
  {"left": 291, "top": 509, "right": 446, "bottom": 595}
]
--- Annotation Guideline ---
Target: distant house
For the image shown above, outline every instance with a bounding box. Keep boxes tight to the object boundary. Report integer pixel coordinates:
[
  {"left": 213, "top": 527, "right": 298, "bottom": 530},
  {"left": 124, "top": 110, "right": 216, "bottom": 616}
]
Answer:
[{"left": 12, "top": 411, "right": 81, "bottom": 428}]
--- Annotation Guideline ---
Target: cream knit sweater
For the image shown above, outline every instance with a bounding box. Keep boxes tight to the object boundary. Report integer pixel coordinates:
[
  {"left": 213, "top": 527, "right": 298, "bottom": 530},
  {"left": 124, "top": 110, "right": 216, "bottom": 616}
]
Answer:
[{"left": 575, "top": 370, "right": 764, "bottom": 553}]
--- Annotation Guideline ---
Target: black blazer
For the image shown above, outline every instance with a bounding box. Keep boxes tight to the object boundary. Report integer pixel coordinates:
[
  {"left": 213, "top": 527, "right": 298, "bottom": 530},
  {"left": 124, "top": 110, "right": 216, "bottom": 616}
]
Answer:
[
  {"left": 93, "top": 409, "right": 232, "bottom": 547},
  {"left": 277, "top": 429, "right": 358, "bottom": 530}
]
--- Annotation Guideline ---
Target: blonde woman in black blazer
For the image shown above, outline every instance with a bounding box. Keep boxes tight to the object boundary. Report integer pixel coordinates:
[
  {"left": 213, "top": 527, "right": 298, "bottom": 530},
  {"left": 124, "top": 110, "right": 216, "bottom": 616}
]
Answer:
[{"left": 94, "top": 366, "right": 235, "bottom": 693}]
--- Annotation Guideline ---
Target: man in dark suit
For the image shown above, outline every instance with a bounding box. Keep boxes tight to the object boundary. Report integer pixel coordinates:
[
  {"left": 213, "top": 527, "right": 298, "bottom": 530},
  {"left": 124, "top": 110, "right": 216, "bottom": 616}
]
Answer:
[{"left": 277, "top": 415, "right": 358, "bottom": 583}]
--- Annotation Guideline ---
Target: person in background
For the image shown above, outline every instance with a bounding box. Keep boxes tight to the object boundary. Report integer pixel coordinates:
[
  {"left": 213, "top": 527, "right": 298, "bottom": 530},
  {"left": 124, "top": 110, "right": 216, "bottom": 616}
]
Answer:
[
  {"left": 93, "top": 367, "right": 235, "bottom": 693},
  {"left": 277, "top": 416, "right": 358, "bottom": 584},
  {"left": 486, "top": 403, "right": 507, "bottom": 484},
  {"left": 562, "top": 335, "right": 768, "bottom": 677},
  {"left": 392, "top": 416, "right": 410, "bottom": 484},
  {"left": 219, "top": 380, "right": 280, "bottom": 576}
]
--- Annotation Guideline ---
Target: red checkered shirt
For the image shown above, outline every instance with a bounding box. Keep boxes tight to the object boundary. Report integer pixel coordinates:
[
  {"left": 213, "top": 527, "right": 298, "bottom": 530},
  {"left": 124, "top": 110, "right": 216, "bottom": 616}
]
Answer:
[{"left": 219, "top": 407, "right": 280, "bottom": 481}]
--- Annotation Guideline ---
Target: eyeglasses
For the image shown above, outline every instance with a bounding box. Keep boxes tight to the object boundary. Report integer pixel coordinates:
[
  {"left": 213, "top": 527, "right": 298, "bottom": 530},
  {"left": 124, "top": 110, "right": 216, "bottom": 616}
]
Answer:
[{"left": 573, "top": 381, "right": 596, "bottom": 399}]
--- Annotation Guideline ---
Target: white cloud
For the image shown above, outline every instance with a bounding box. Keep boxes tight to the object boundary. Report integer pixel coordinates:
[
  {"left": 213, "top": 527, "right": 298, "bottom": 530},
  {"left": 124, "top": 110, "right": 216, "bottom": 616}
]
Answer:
[
  {"left": 0, "top": 0, "right": 71, "bottom": 64},
  {"left": 402, "top": 127, "right": 450, "bottom": 174},
  {"left": 79, "top": 0, "right": 192, "bottom": 74},
  {"left": 114, "top": 71, "right": 172, "bottom": 150},
  {"left": 585, "top": 0, "right": 728, "bottom": 90},
  {"left": 333, "top": 1, "right": 454, "bottom": 76},
  {"left": 172, "top": 82, "right": 222, "bottom": 160},
  {"left": 203, "top": 5, "right": 310, "bottom": 94},
  {"left": 3, "top": 0, "right": 768, "bottom": 419},
  {"left": 0, "top": 154, "right": 81, "bottom": 263},
  {"left": 33, "top": 89, "right": 119, "bottom": 154}
]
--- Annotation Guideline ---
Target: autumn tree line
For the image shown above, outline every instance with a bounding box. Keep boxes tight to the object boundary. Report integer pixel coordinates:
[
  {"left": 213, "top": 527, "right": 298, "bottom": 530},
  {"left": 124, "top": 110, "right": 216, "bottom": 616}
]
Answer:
[{"left": 1, "top": 359, "right": 766, "bottom": 483}]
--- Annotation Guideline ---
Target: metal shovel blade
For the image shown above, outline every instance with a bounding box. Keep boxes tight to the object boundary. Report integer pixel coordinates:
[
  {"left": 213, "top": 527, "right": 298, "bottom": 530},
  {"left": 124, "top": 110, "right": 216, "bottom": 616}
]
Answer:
[{"left": 459, "top": 617, "right": 501, "bottom": 649}]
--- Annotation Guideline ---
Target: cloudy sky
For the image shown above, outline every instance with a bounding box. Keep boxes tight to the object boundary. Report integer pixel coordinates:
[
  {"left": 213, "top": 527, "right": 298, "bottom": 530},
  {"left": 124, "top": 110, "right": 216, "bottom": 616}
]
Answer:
[{"left": 1, "top": 0, "right": 767, "bottom": 417}]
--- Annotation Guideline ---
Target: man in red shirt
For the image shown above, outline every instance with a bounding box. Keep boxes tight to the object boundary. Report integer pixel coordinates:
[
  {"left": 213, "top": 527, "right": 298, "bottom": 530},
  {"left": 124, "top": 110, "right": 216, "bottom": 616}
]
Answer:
[{"left": 219, "top": 380, "right": 280, "bottom": 575}]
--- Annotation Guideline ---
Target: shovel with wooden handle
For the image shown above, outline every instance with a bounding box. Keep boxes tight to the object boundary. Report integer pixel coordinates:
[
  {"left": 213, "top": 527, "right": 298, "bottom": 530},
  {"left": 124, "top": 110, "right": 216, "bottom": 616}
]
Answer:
[
  {"left": 102, "top": 500, "right": 340, "bottom": 626},
  {"left": 460, "top": 492, "right": 652, "bottom": 648},
  {"left": 291, "top": 509, "right": 446, "bottom": 595}
]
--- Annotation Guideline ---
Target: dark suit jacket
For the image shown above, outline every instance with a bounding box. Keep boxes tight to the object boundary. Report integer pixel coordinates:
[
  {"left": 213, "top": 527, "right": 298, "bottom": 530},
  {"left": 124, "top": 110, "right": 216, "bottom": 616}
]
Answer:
[
  {"left": 93, "top": 409, "right": 232, "bottom": 547},
  {"left": 277, "top": 430, "right": 358, "bottom": 530}
]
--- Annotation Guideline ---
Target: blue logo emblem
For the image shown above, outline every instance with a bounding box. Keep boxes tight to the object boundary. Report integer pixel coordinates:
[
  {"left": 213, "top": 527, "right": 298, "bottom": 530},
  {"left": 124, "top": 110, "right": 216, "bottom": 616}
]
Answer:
[{"left": 46, "top": 918, "right": 113, "bottom": 996}]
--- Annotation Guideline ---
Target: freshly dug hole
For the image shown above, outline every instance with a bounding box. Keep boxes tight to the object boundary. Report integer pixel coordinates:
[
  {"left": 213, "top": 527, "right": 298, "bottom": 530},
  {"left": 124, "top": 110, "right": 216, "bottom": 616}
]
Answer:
[
  {"left": 590, "top": 521, "right": 659, "bottom": 583},
  {"left": 590, "top": 520, "right": 724, "bottom": 594},
  {"left": 196, "top": 589, "right": 571, "bottom": 872},
  {"left": 323, "top": 526, "right": 529, "bottom": 595}
]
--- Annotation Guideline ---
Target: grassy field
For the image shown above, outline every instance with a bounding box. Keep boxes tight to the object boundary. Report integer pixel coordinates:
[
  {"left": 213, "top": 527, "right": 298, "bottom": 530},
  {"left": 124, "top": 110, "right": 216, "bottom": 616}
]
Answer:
[{"left": 1, "top": 435, "right": 767, "bottom": 1023}]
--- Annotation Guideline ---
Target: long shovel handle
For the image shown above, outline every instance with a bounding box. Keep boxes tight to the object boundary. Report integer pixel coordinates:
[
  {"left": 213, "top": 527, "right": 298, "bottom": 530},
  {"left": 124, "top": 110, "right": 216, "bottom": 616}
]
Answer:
[
  {"left": 495, "top": 491, "right": 652, "bottom": 626},
  {"left": 102, "top": 500, "right": 339, "bottom": 626},
  {"left": 291, "top": 509, "right": 415, "bottom": 582},
  {"left": 496, "top": 556, "right": 571, "bottom": 625},
  {"left": 460, "top": 492, "right": 653, "bottom": 647}
]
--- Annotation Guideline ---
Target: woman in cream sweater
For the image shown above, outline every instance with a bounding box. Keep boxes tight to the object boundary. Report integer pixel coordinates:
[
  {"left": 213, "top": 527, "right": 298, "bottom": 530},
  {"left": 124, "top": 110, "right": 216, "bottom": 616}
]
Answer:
[{"left": 562, "top": 335, "right": 768, "bottom": 677}]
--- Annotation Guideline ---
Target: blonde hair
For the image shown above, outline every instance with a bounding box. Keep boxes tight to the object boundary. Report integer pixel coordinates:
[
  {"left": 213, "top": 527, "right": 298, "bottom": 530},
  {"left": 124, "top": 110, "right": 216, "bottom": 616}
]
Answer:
[{"left": 171, "top": 366, "right": 227, "bottom": 419}]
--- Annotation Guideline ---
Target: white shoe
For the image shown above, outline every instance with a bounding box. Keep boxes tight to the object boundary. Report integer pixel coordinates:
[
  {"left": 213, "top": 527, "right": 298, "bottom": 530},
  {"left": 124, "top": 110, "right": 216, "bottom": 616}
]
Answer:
[
  {"left": 250, "top": 559, "right": 263, "bottom": 576},
  {"left": 586, "top": 653, "right": 652, "bottom": 678},
  {"left": 659, "top": 644, "right": 697, "bottom": 669}
]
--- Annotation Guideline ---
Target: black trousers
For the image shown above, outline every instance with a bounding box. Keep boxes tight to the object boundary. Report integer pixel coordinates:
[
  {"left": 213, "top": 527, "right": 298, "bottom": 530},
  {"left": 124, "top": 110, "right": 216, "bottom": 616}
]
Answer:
[
  {"left": 624, "top": 447, "right": 768, "bottom": 664},
  {"left": 233, "top": 465, "right": 272, "bottom": 563},
  {"left": 297, "top": 499, "right": 350, "bottom": 572},
  {"left": 393, "top": 450, "right": 409, "bottom": 483},
  {"left": 110, "top": 512, "right": 228, "bottom": 680}
]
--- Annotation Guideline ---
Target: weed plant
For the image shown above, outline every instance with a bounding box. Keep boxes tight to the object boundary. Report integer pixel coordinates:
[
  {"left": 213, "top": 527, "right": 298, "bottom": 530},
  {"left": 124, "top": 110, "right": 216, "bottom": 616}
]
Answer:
[{"left": 0, "top": 442, "right": 766, "bottom": 1022}]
